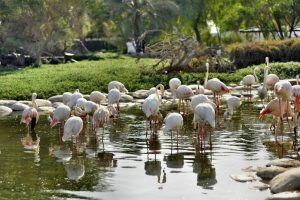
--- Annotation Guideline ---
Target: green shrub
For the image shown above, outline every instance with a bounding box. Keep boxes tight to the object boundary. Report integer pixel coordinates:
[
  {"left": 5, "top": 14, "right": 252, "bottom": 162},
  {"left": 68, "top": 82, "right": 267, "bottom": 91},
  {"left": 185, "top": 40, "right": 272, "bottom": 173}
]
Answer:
[{"left": 228, "top": 38, "right": 300, "bottom": 68}]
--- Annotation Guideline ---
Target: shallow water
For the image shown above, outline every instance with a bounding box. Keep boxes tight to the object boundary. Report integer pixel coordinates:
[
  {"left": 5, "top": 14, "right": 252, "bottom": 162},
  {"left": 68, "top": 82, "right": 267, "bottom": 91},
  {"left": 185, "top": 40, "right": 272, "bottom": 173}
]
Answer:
[{"left": 0, "top": 103, "right": 298, "bottom": 199}]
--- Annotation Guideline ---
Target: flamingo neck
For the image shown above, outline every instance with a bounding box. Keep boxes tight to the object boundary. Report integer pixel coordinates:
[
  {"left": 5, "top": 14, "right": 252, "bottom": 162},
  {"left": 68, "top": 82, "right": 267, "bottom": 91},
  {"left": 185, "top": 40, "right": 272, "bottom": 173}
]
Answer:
[
  {"left": 297, "top": 75, "right": 299, "bottom": 85},
  {"left": 253, "top": 67, "right": 259, "bottom": 83},
  {"left": 204, "top": 66, "right": 209, "bottom": 88}
]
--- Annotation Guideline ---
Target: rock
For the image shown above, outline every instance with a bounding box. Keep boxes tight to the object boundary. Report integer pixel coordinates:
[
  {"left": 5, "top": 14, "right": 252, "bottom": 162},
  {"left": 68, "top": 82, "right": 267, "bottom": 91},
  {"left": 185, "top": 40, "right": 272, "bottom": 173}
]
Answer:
[
  {"left": 11, "top": 102, "right": 29, "bottom": 111},
  {"left": 270, "top": 167, "right": 300, "bottom": 193},
  {"left": 0, "top": 100, "right": 17, "bottom": 107},
  {"left": 132, "top": 90, "right": 149, "bottom": 99},
  {"left": 256, "top": 166, "right": 288, "bottom": 180},
  {"left": 267, "top": 158, "right": 300, "bottom": 168},
  {"left": 251, "top": 181, "right": 269, "bottom": 190},
  {"left": 52, "top": 102, "right": 65, "bottom": 108},
  {"left": 83, "top": 94, "right": 90, "bottom": 100},
  {"left": 48, "top": 95, "right": 63, "bottom": 103},
  {"left": 230, "top": 174, "right": 256, "bottom": 182},
  {"left": 266, "top": 191, "right": 300, "bottom": 200},
  {"left": 18, "top": 100, "right": 31, "bottom": 106},
  {"left": 231, "top": 93, "right": 242, "bottom": 98},
  {"left": 0, "top": 106, "right": 13, "bottom": 116},
  {"left": 242, "top": 165, "right": 261, "bottom": 172},
  {"left": 120, "top": 94, "right": 134, "bottom": 102},
  {"left": 36, "top": 99, "right": 52, "bottom": 107},
  {"left": 234, "top": 86, "right": 245, "bottom": 90},
  {"left": 38, "top": 106, "right": 55, "bottom": 113}
]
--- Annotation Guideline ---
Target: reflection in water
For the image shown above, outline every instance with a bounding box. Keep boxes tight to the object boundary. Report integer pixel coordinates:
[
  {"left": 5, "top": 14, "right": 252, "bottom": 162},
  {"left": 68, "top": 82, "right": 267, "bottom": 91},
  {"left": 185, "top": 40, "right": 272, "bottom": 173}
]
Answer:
[
  {"left": 193, "top": 151, "right": 217, "bottom": 189},
  {"left": 21, "top": 131, "right": 40, "bottom": 163},
  {"left": 97, "top": 152, "right": 116, "bottom": 167},
  {"left": 164, "top": 153, "right": 184, "bottom": 169},
  {"left": 145, "top": 134, "right": 166, "bottom": 183},
  {"left": 64, "top": 157, "right": 85, "bottom": 181},
  {"left": 262, "top": 138, "right": 293, "bottom": 158},
  {"left": 49, "top": 144, "right": 72, "bottom": 162}
]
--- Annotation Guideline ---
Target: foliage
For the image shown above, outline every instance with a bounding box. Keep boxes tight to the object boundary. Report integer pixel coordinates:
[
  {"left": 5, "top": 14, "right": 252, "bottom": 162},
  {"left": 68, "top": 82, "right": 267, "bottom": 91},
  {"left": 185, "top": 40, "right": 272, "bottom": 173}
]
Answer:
[
  {"left": 1, "top": 55, "right": 300, "bottom": 100},
  {"left": 228, "top": 38, "right": 300, "bottom": 68}
]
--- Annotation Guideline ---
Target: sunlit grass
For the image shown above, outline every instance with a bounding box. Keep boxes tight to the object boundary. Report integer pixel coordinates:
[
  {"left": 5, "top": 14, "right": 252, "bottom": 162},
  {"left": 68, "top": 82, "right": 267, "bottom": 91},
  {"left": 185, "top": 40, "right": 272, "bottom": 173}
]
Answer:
[{"left": 0, "top": 55, "right": 299, "bottom": 100}]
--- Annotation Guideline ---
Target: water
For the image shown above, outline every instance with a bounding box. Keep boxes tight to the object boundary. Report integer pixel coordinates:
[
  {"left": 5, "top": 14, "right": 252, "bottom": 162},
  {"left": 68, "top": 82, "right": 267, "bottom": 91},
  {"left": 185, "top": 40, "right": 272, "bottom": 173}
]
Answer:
[{"left": 0, "top": 103, "right": 297, "bottom": 199}]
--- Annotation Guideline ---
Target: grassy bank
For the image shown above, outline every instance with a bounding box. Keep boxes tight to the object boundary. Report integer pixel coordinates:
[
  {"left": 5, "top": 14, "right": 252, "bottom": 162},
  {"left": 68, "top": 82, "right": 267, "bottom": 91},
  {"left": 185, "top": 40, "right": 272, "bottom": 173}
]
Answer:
[{"left": 1, "top": 54, "right": 300, "bottom": 100}]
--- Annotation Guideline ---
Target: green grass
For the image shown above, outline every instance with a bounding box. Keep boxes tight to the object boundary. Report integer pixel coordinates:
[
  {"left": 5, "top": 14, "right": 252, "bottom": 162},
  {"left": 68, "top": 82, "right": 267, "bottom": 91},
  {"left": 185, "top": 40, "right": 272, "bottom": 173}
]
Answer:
[{"left": 1, "top": 54, "right": 300, "bottom": 100}]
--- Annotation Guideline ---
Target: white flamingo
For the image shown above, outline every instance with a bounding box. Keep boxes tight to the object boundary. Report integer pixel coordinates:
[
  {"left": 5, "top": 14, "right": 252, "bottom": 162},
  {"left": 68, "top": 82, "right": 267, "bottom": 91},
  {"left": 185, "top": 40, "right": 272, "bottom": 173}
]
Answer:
[
  {"left": 169, "top": 78, "right": 181, "bottom": 101},
  {"left": 62, "top": 116, "right": 83, "bottom": 142},
  {"left": 67, "top": 89, "right": 83, "bottom": 109},
  {"left": 193, "top": 103, "right": 215, "bottom": 149},
  {"left": 108, "top": 81, "right": 128, "bottom": 93},
  {"left": 142, "top": 84, "right": 164, "bottom": 134},
  {"left": 90, "top": 91, "right": 106, "bottom": 105},
  {"left": 48, "top": 104, "right": 71, "bottom": 128},
  {"left": 176, "top": 85, "right": 194, "bottom": 114},
  {"left": 108, "top": 88, "right": 121, "bottom": 114},
  {"left": 242, "top": 67, "right": 257, "bottom": 101},
  {"left": 265, "top": 57, "right": 279, "bottom": 97},
  {"left": 205, "top": 63, "right": 230, "bottom": 111},
  {"left": 63, "top": 92, "right": 72, "bottom": 105},
  {"left": 74, "top": 100, "right": 99, "bottom": 120},
  {"left": 224, "top": 96, "right": 241, "bottom": 118},
  {"left": 21, "top": 92, "right": 39, "bottom": 132},
  {"left": 257, "top": 66, "right": 268, "bottom": 105},
  {"left": 163, "top": 112, "right": 183, "bottom": 147}
]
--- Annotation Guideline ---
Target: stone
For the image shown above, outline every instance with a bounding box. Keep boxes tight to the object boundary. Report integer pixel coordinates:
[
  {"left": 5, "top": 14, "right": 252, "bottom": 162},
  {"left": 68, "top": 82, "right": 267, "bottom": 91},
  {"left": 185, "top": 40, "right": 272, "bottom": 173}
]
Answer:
[
  {"left": 48, "top": 95, "right": 63, "bottom": 103},
  {"left": 230, "top": 174, "right": 256, "bottom": 182},
  {"left": 256, "top": 166, "right": 288, "bottom": 180},
  {"left": 267, "top": 158, "right": 300, "bottom": 168},
  {"left": 11, "top": 102, "right": 29, "bottom": 111},
  {"left": 251, "top": 181, "right": 269, "bottom": 190},
  {"left": 132, "top": 90, "right": 149, "bottom": 99},
  {"left": 270, "top": 167, "right": 300, "bottom": 193},
  {"left": 36, "top": 99, "right": 52, "bottom": 107},
  {"left": 0, "top": 100, "right": 17, "bottom": 107},
  {"left": 0, "top": 106, "right": 13, "bottom": 117},
  {"left": 266, "top": 191, "right": 300, "bottom": 200},
  {"left": 38, "top": 106, "right": 55, "bottom": 113},
  {"left": 52, "top": 102, "right": 65, "bottom": 108},
  {"left": 18, "top": 100, "right": 31, "bottom": 106},
  {"left": 120, "top": 94, "right": 134, "bottom": 102}
]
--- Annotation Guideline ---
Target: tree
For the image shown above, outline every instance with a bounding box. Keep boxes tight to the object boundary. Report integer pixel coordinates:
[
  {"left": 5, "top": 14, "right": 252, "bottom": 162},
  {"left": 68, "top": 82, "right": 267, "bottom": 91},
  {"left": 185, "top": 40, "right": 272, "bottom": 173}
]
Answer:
[
  {"left": 0, "top": 0, "right": 91, "bottom": 66},
  {"left": 105, "top": 0, "right": 179, "bottom": 43}
]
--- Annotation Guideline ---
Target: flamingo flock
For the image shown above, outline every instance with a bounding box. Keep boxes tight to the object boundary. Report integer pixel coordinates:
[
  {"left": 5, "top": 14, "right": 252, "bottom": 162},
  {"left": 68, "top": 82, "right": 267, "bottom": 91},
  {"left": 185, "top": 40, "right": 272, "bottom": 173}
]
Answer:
[{"left": 19, "top": 57, "right": 300, "bottom": 154}]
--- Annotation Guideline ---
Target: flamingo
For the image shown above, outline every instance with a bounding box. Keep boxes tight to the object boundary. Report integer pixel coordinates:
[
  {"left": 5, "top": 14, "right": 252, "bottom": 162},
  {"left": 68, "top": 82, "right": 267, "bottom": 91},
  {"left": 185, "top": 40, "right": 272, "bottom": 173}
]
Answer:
[
  {"left": 242, "top": 67, "right": 257, "bottom": 101},
  {"left": 21, "top": 92, "right": 39, "bottom": 132},
  {"left": 163, "top": 112, "right": 183, "bottom": 147},
  {"left": 292, "top": 75, "right": 300, "bottom": 112},
  {"left": 67, "top": 89, "right": 83, "bottom": 109},
  {"left": 224, "top": 96, "right": 241, "bottom": 118},
  {"left": 176, "top": 85, "right": 194, "bottom": 115},
  {"left": 62, "top": 116, "right": 83, "bottom": 142},
  {"left": 90, "top": 91, "right": 106, "bottom": 105},
  {"left": 265, "top": 57, "right": 279, "bottom": 98},
  {"left": 142, "top": 84, "right": 164, "bottom": 135},
  {"left": 195, "top": 80, "right": 205, "bottom": 95},
  {"left": 169, "top": 78, "right": 181, "bottom": 101},
  {"left": 93, "top": 106, "right": 117, "bottom": 150},
  {"left": 205, "top": 63, "right": 230, "bottom": 111},
  {"left": 257, "top": 66, "right": 268, "bottom": 105},
  {"left": 108, "top": 81, "right": 128, "bottom": 93},
  {"left": 74, "top": 100, "right": 99, "bottom": 121},
  {"left": 62, "top": 92, "right": 72, "bottom": 105},
  {"left": 48, "top": 104, "right": 71, "bottom": 128},
  {"left": 259, "top": 98, "right": 294, "bottom": 140},
  {"left": 75, "top": 97, "right": 87, "bottom": 110},
  {"left": 107, "top": 88, "right": 121, "bottom": 114},
  {"left": 193, "top": 103, "right": 215, "bottom": 149}
]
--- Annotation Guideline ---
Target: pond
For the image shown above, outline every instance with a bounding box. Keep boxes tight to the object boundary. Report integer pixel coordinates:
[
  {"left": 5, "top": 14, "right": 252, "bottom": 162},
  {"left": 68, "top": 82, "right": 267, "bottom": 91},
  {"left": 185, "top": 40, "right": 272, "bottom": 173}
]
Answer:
[{"left": 0, "top": 103, "right": 297, "bottom": 199}]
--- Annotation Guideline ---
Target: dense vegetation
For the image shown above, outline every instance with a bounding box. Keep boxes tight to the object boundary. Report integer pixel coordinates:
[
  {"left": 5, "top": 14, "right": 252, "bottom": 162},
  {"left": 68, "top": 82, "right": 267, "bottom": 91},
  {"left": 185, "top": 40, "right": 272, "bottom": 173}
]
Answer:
[
  {"left": 229, "top": 38, "right": 300, "bottom": 68},
  {"left": 1, "top": 55, "right": 300, "bottom": 100}
]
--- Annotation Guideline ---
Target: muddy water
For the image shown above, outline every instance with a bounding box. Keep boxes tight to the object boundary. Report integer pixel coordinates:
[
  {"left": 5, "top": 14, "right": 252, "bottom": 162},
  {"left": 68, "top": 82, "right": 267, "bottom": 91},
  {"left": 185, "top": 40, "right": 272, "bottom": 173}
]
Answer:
[{"left": 0, "top": 104, "right": 296, "bottom": 199}]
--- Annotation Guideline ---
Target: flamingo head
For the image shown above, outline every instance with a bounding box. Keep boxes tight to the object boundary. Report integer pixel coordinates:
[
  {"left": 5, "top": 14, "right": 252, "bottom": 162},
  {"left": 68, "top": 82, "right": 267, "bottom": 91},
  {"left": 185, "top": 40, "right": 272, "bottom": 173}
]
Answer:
[
  {"left": 265, "top": 57, "right": 269, "bottom": 65},
  {"left": 221, "top": 85, "right": 230, "bottom": 93},
  {"left": 50, "top": 118, "right": 60, "bottom": 128},
  {"left": 259, "top": 108, "right": 271, "bottom": 119}
]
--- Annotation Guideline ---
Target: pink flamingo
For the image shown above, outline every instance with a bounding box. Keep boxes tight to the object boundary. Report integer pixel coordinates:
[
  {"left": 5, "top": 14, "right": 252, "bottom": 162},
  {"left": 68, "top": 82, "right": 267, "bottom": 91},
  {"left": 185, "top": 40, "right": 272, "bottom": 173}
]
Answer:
[{"left": 21, "top": 93, "right": 39, "bottom": 132}]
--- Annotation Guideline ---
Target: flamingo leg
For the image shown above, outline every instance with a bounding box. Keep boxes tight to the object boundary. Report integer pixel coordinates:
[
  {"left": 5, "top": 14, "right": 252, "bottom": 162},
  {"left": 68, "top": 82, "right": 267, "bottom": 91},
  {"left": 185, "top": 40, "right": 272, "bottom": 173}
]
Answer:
[{"left": 102, "top": 126, "right": 105, "bottom": 152}]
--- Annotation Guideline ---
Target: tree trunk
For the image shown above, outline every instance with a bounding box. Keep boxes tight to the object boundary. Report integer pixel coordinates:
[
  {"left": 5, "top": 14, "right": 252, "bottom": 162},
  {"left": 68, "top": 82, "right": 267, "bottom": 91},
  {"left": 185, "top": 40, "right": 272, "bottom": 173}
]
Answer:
[
  {"left": 133, "top": 0, "right": 142, "bottom": 42},
  {"left": 192, "top": 13, "right": 202, "bottom": 45}
]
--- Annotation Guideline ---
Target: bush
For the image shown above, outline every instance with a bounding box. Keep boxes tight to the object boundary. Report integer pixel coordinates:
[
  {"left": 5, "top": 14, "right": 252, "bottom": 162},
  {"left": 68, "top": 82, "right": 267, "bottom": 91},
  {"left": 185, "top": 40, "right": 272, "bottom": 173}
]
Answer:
[{"left": 228, "top": 38, "right": 300, "bottom": 68}]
